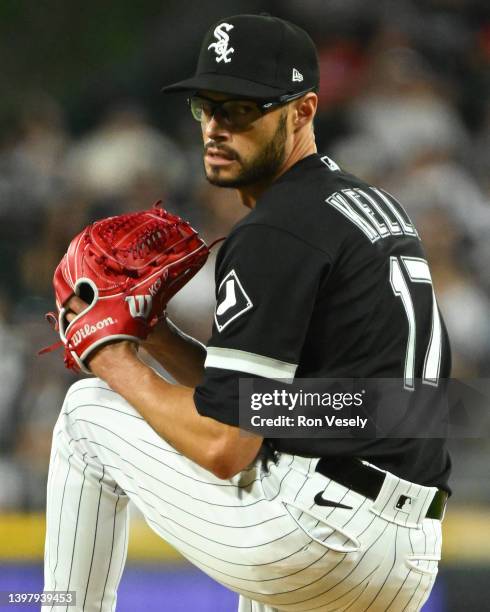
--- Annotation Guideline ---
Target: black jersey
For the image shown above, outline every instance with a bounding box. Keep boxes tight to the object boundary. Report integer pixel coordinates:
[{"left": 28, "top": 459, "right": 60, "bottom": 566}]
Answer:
[{"left": 194, "top": 153, "right": 451, "bottom": 491}]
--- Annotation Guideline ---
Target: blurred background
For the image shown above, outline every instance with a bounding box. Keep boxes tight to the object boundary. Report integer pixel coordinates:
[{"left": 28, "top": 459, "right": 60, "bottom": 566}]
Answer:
[{"left": 0, "top": 0, "right": 489, "bottom": 610}]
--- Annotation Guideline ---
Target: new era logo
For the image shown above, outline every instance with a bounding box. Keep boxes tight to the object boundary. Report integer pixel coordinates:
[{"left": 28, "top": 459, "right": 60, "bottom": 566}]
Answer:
[{"left": 292, "top": 68, "right": 303, "bottom": 82}]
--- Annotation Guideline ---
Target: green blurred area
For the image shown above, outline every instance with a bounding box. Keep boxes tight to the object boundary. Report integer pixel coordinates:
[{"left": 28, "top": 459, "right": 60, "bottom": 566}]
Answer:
[{"left": 0, "top": 0, "right": 179, "bottom": 134}]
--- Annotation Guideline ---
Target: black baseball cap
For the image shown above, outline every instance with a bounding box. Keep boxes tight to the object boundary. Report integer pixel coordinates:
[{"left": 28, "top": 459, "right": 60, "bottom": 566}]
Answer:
[{"left": 161, "top": 14, "right": 319, "bottom": 99}]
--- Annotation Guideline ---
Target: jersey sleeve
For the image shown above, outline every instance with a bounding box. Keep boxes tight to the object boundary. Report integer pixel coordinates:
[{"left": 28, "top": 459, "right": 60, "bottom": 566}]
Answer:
[{"left": 194, "top": 223, "right": 331, "bottom": 426}]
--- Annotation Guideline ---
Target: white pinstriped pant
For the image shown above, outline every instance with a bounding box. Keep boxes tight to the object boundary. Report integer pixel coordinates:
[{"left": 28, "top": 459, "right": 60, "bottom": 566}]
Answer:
[{"left": 43, "top": 379, "right": 442, "bottom": 611}]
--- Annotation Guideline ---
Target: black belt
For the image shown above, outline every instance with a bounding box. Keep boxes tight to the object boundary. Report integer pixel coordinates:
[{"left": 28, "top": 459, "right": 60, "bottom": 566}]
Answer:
[{"left": 315, "top": 457, "right": 447, "bottom": 520}]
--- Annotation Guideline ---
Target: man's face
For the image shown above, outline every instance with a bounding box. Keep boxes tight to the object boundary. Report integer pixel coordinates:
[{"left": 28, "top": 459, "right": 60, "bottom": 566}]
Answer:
[{"left": 197, "top": 91, "right": 290, "bottom": 188}]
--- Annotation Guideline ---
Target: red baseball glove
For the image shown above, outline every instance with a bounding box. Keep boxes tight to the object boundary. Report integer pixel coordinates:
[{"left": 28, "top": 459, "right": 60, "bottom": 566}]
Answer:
[{"left": 42, "top": 203, "right": 209, "bottom": 373}]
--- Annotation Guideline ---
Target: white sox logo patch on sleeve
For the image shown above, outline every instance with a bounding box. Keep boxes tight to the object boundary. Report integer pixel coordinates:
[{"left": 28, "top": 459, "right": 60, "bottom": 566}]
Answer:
[{"left": 215, "top": 269, "right": 252, "bottom": 332}]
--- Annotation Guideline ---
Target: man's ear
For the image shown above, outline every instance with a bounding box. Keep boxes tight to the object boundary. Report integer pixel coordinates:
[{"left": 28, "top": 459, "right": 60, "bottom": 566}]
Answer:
[{"left": 293, "top": 93, "right": 318, "bottom": 131}]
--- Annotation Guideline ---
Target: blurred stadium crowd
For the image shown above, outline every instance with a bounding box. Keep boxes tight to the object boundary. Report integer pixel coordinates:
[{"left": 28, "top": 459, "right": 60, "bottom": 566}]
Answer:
[{"left": 0, "top": 0, "right": 489, "bottom": 511}]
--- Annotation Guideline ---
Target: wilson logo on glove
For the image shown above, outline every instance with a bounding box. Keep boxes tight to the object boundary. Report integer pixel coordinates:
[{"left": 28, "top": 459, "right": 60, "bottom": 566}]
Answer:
[
  {"left": 72, "top": 319, "right": 117, "bottom": 346},
  {"left": 40, "top": 202, "right": 211, "bottom": 374},
  {"left": 125, "top": 295, "right": 153, "bottom": 319}
]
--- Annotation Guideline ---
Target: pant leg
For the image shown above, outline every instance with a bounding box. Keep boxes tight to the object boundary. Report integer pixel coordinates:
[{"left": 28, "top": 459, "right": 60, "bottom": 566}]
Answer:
[
  {"left": 43, "top": 402, "right": 130, "bottom": 611},
  {"left": 43, "top": 378, "right": 304, "bottom": 611}
]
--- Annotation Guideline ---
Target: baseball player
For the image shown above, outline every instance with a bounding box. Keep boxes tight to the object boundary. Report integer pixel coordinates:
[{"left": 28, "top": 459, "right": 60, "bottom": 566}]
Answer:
[{"left": 43, "top": 14, "right": 450, "bottom": 611}]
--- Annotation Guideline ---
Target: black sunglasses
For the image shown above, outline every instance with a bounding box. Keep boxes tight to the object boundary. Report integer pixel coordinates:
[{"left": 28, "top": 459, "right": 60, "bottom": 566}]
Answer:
[{"left": 188, "top": 88, "right": 316, "bottom": 129}]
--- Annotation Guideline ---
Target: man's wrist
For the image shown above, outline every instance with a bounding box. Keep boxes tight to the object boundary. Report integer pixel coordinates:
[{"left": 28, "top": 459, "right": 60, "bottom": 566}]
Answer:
[
  {"left": 88, "top": 341, "right": 140, "bottom": 383},
  {"left": 142, "top": 317, "right": 175, "bottom": 350}
]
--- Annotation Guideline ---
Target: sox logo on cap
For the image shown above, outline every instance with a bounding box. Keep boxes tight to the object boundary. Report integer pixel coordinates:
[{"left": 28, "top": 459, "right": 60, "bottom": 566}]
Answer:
[{"left": 208, "top": 22, "right": 235, "bottom": 63}]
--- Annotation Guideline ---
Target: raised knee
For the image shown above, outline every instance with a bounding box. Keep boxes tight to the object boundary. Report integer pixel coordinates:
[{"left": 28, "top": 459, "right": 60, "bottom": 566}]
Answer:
[
  {"left": 63, "top": 378, "right": 136, "bottom": 426},
  {"left": 63, "top": 378, "right": 111, "bottom": 417},
  {"left": 66, "top": 377, "right": 108, "bottom": 402}
]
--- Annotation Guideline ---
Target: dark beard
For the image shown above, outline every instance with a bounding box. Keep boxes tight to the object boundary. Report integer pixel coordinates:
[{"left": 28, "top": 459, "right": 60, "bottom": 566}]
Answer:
[{"left": 205, "top": 113, "right": 288, "bottom": 188}]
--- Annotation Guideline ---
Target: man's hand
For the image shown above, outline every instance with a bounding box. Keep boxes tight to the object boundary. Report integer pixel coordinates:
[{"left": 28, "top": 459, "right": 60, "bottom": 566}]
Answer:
[{"left": 64, "top": 295, "right": 88, "bottom": 322}]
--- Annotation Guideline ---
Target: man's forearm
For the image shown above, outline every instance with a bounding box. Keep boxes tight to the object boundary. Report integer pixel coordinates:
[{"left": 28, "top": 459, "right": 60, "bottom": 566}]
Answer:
[
  {"left": 90, "top": 343, "right": 263, "bottom": 478},
  {"left": 143, "top": 317, "right": 206, "bottom": 387}
]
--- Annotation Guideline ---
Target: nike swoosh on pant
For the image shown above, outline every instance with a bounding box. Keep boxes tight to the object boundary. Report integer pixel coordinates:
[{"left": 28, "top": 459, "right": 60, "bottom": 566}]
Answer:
[{"left": 314, "top": 492, "right": 353, "bottom": 509}]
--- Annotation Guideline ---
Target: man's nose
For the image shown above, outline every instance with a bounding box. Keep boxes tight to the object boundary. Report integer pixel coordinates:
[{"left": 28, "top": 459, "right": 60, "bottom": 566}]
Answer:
[{"left": 204, "top": 113, "right": 230, "bottom": 140}]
